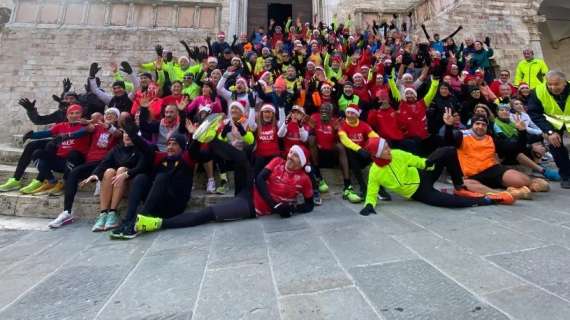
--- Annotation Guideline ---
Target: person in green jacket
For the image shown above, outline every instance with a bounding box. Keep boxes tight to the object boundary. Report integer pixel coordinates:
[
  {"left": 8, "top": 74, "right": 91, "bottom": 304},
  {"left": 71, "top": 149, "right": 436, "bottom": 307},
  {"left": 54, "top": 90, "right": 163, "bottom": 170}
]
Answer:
[
  {"left": 514, "top": 49, "right": 549, "bottom": 89},
  {"left": 359, "top": 138, "right": 515, "bottom": 215}
]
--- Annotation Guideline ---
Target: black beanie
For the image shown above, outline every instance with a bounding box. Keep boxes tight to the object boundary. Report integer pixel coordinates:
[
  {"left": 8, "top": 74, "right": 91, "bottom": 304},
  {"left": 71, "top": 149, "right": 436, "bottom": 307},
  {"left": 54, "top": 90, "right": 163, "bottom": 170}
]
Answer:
[
  {"left": 168, "top": 133, "right": 188, "bottom": 148},
  {"left": 112, "top": 81, "right": 126, "bottom": 89},
  {"left": 471, "top": 114, "right": 489, "bottom": 125}
]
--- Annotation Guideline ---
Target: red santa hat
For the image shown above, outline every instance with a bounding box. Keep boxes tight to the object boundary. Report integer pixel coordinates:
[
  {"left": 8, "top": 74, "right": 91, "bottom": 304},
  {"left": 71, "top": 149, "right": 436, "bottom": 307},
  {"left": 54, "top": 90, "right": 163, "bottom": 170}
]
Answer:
[
  {"left": 345, "top": 103, "right": 361, "bottom": 116},
  {"left": 518, "top": 83, "right": 530, "bottom": 90},
  {"left": 289, "top": 145, "right": 311, "bottom": 173},
  {"left": 291, "top": 105, "right": 306, "bottom": 114},
  {"left": 236, "top": 77, "right": 248, "bottom": 88},
  {"left": 229, "top": 101, "right": 245, "bottom": 114},
  {"left": 217, "top": 31, "right": 225, "bottom": 38},
  {"left": 366, "top": 137, "right": 387, "bottom": 158},
  {"left": 207, "top": 56, "right": 218, "bottom": 64},
  {"left": 198, "top": 104, "right": 212, "bottom": 114},
  {"left": 404, "top": 87, "right": 418, "bottom": 97},
  {"left": 260, "top": 104, "right": 276, "bottom": 113},
  {"left": 274, "top": 76, "right": 287, "bottom": 91},
  {"left": 353, "top": 72, "right": 364, "bottom": 80}
]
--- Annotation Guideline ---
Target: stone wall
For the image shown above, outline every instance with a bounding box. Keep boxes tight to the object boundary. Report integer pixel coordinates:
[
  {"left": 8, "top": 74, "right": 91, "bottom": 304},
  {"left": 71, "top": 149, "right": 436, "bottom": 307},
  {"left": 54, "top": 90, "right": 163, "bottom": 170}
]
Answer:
[{"left": 0, "top": 0, "right": 227, "bottom": 142}]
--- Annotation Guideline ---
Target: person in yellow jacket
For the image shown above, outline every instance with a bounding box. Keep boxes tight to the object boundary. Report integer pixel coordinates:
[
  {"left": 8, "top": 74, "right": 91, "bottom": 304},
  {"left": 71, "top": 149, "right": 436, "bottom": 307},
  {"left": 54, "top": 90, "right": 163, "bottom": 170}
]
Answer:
[
  {"left": 528, "top": 70, "right": 570, "bottom": 188},
  {"left": 359, "top": 138, "right": 514, "bottom": 215},
  {"left": 514, "top": 49, "right": 549, "bottom": 89}
]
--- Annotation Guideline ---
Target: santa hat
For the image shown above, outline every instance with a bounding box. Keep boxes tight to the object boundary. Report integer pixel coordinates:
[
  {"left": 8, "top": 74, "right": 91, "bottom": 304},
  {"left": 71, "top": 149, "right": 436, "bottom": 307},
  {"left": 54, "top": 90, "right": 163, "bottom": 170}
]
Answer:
[
  {"left": 217, "top": 31, "right": 225, "bottom": 37},
  {"left": 291, "top": 105, "right": 305, "bottom": 114},
  {"left": 231, "top": 56, "right": 241, "bottom": 63},
  {"left": 236, "top": 77, "right": 248, "bottom": 88},
  {"left": 104, "top": 107, "right": 120, "bottom": 119},
  {"left": 402, "top": 73, "right": 414, "bottom": 80},
  {"left": 229, "top": 101, "right": 245, "bottom": 114},
  {"left": 289, "top": 145, "right": 311, "bottom": 173},
  {"left": 345, "top": 103, "right": 361, "bottom": 116},
  {"left": 352, "top": 73, "right": 364, "bottom": 80},
  {"left": 260, "top": 104, "right": 276, "bottom": 113},
  {"left": 67, "top": 104, "right": 83, "bottom": 115},
  {"left": 518, "top": 83, "right": 529, "bottom": 90},
  {"left": 307, "top": 61, "right": 315, "bottom": 68},
  {"left": 366, "top": 137, "right": 387, "bottom": 158},
  {"left": 207, "top": 56, "right": 218, "bottom": 64},
  {"left": 178, "top": 56, "right": 190, "bottom": 65},
  {"left": 404, "top": 87, "right": 418, "bottom": 97},
  {"left": 320, "top": 82, "right": 332, "bottom": 91},
  {"left": 332, "top": 56, "right": 342, "bottom": 64},
  {"left": 384, "top": 59, "right": 392, "bottom": 64}
]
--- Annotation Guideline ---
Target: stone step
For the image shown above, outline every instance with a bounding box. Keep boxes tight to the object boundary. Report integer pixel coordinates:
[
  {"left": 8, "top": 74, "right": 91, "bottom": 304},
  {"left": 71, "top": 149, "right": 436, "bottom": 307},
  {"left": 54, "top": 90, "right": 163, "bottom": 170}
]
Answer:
[
  {"left": 0, "top": 143, "right": 23, "bottom": 165},
  {"left": 0, "top": 187, "right": 343, "bottom": 220},
  {"left": 12, "top": 134, "right": 24, "bottom": 148}
]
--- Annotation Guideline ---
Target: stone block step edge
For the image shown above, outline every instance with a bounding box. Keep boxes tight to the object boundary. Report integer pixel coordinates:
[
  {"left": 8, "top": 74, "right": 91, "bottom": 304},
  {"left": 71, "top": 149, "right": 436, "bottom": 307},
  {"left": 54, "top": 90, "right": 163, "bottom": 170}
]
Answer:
[{"left": 0, "top": 189, "right": 343, "bottom": 220}]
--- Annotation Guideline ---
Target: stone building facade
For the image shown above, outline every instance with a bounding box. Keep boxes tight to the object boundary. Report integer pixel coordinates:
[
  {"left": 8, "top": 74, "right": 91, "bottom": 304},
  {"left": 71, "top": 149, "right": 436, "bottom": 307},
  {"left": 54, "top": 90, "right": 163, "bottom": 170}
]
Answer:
[{"left": 0, "top": 0, "right": 568, "bottom": 141}]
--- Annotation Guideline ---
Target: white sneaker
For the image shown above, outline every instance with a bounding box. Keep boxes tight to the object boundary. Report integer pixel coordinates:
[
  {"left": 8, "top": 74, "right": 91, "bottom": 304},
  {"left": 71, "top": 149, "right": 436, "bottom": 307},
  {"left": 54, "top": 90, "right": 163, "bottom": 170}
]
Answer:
[
  {"left": 48, "top": 210, "right": 73, "bottom": 229},
  {"left": 93, "top": 181, "right": 101, "bottom": 196},
  {"left": 206, "top": 178, "right": 216, "bottom": 194}
]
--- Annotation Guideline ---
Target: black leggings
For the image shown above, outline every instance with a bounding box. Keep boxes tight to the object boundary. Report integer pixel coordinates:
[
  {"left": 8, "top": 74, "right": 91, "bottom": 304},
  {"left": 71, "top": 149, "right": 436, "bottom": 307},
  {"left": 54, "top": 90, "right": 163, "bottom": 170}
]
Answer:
[
  {"left": 411, "top": 147, "right": 489, "bottom": 208},
  {"left": 123, "top": 173, "right": 152, "bottom": 226},
  {"left": 162, "top": 140, "right": 255, "bottom": 229},
  {"left": 14, "top": 140, "right": 49, "bottom": 180},
  {"left": 63, "top": 161, "right": 99, "bottom": 211},
  {"left": 346, "top": 148, "right": 371, "bottom": 194},
  {"left": 35, "top": 148, "right": 84, "bottom": 182}
]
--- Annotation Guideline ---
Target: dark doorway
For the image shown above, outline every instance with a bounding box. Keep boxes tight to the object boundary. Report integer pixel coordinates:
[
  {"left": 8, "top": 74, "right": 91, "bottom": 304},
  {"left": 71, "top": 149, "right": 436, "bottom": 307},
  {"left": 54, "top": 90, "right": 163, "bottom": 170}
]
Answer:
[{"left": 268, "top": 3, "right": 292, "bottom": 29}]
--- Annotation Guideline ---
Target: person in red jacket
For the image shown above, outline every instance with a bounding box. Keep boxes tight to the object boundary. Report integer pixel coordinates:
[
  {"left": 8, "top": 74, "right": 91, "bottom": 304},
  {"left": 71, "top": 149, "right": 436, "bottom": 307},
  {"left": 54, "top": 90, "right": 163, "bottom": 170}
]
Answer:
[
  {"left": 308, "top": 102, "right": 350, "bottom": 193},
  {"left": 489, "top": 70, "right": 516, "bottom": 97},
  {"left": 253, "top": 104, "right": 282, "bottom": 175},
  {"left": 277, "top": 105, "right": 309, "bottom": 154},
  {"left": 23, "top": 104, "right": 91, "bottom": 197},
  {"left": 49, "top": 107, "right": 122, "bottom": 229}
]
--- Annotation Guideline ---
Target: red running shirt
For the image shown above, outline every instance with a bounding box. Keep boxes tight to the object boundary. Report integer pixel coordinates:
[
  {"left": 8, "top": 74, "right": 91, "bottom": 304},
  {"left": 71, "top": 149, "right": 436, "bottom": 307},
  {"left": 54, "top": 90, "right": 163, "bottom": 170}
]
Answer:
[
  {"left": 50, "top": 122, "right": 90, "bottom": 157},
  {"left": 310, "top": 113, "right": 338, "bottom": 150},
  {"left": 253, "top": 157, "right": 313, "bottom": 216}
]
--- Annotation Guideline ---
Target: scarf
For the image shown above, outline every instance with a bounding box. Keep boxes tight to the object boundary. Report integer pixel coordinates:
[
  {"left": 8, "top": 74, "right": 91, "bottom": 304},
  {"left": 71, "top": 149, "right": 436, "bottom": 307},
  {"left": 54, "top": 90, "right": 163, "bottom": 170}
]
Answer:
[{"left": 494, "top": 118, "right": 518, "bottom": 138}]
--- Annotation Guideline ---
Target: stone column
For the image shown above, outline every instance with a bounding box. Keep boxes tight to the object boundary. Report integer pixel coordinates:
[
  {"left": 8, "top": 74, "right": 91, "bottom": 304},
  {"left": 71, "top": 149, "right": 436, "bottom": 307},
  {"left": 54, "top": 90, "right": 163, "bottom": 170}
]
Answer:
[
  {"left": 523, "top": 14, "right": 547, "bottom": 59},
  {"left": 229, "top": 0, "right": 247, "bottom": 36}
]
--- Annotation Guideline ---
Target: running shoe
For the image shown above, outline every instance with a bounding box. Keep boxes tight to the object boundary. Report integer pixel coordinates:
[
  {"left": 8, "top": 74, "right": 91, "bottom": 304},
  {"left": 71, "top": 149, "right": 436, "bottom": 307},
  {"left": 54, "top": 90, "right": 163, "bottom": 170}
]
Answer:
[
  {"left": 110, "top": 224, "right": 138, "bottom": 240},
  {"left": 506, "top": 186, "right": 533, "bottom": 200},
  {"left": 104, "top": 211, "right": 120, "bottom": 230},
  {"left": 135, "top": 214, "right": 162, "bottom": 233},
  {"left": 542, "top": 167, "right": 561, "bottom": 181},
  {"left": 91, "top": 212, "right": 108, "bottom": 232},
  {"left": 561, "top": 178, "right": 570, "bottom": 189},
  {"left": 193, "top": 113, "right": 224, "bottom": 143},
  {"left": 343, "top": 186, "right": 362, "bottom": 203},
  {"left": 30, "top": 181, "right": 56, "bottom": 196},
  {"left": 453, "top": 188, "right": 485, "bottom": 199},
  {"left": 0, "top": 178, "right": 21, "bottom": 192},
  {"left": 48, "top": 181, "right": 65, "bottom": 196},
  {"left": 529, "top": 178, "right": 550, "bottom": 192},
  {"left": 486, "top": 191, "right": 516, "bottom": 205},
  {"left": 313, "top": 191, "right": 322, "bottom": 206},
  {"left": 318, "top": 179, "right": 329, "bottom": 193},
  {"left": 206, "top": 178, "right": 216, "bottom": 194},
  {"left": 378, "top": 186, "right": 392, "bottom": 201},
  {"left": 48, "top": 210, "right": 73, "bottom": 228},
  {"left": 19, "top": 179, "right": 42, "bottom": 194}
]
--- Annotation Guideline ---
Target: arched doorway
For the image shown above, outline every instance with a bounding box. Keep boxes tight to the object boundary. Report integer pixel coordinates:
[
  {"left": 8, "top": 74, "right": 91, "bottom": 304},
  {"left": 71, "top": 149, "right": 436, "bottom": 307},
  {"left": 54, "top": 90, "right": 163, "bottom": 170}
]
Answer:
[
  {"left": 247, "top": 0, "right": 314, "bottom": 34},
  {"left": 538, "top": 0, "right": 570, "bottom": 74}
]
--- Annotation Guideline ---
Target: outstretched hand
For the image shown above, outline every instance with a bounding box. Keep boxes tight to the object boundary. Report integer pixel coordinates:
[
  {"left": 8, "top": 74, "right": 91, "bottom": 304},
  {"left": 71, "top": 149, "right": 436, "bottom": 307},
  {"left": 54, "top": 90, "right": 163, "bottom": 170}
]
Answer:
[{"left": 18, "top": 98, "right": 36, "bottom": 111}]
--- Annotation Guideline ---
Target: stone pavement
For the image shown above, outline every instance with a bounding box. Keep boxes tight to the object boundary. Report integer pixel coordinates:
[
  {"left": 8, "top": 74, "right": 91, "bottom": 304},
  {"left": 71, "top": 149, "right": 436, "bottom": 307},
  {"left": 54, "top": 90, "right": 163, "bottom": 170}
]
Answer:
[{"left": 0, "top": 186, "right": 569, "bottom": 320}]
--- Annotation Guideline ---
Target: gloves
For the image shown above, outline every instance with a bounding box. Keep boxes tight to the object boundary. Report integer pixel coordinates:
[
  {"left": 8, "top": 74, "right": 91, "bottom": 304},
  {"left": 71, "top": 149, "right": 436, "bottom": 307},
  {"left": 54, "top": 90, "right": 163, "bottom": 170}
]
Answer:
[
  {"left": 221, "top": 122, "right": 232, "bottom": 137},
  {"left": 18, "top": 98, "right": 36, "bottom": 111},
  {"left": 120, "top": 61, "right": 133, "bottom": 75},
  {"left": 89, "top": 62, "right": 101, "bottom": 78},
  {"left": 357, "top": 148, "right": 370, "bottom": 160},
  {"left": 273, "top": 202, "right": 294, "bottom": 218},
  {"left": 233, "top": 34, "right": 238, "bottom": 42},
  {"left": 165, "top": 51, "right": 173, "bottom": 62},
  {"left": 424, "top": 160, "right": 436, "bottom": 171},
  {"left": 52, "top": 94, "right": 62, "bottom": 103},
  {"left": 52, "top": 134, "right": 65, "bottom": 145},
  {"left": 235, "top": 121, "right": 246, "bottom": 136},
  {"left": 63, "top": 78, "right": 72, "bottom": 92},
  {"left": 484, "top": 36, "right": 491, "bottom": 47},
  {"left": 360, "top": 204, "right": 377, "bottom": 216},
  {"left": 155, "top": 44, "right": 164, "bottom": 57},
  {"left": 22, "top": 130, "right": 33, "bottom": 143}
]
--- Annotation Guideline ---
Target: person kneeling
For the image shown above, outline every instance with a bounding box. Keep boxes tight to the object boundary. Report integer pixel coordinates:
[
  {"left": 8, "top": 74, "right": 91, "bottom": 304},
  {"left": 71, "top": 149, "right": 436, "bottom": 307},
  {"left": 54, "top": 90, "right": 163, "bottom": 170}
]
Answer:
[{"left": 359, "top": 139, "right": 515, "bottom": 216}]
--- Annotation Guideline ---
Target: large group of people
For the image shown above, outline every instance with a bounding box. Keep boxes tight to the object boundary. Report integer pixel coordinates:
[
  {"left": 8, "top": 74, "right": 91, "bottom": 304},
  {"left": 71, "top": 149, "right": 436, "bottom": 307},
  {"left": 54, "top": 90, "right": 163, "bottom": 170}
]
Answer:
[{"left": 1, "top": 14, "right": 568, "bottom": 239}]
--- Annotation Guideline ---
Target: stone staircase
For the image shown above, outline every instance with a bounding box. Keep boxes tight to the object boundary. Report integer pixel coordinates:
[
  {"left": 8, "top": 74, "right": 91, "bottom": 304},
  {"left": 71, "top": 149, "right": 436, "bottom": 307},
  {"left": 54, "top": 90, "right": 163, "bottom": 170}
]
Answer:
[{"left": 0, "top": 137, "right": 345, "bottom": 220}]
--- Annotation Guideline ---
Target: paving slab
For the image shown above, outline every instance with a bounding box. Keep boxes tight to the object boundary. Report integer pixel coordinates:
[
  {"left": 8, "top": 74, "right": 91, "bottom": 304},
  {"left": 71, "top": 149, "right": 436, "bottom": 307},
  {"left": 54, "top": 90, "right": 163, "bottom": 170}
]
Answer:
[
  {"left": 485, "top": 285, "right": 570, "bottom": 320},
  {"left": 268, "top": 229, "right": 351, "bottom": 295},
  {"left": 96, "top": 246, "right": 209, "bottom": 320},
  {"left": 499, "top": 217, "right": 570, "bottom": 249},
  {"left": 193, "top": 263, "right": 279, "bottom": 320},
  {"left": 393, "top": 230, "right": 524, "bottom": 295},
  {"left": 261, "top": 214, "right": 311, "bottom": 234},
  {"left": 350, "top": 259, "right": 509, "bottom": 320},
  {"left": 0, "top": 229, "right": 28, "bottom": 248},
  {"left": 0, "top": 228, "right": 64, "bottom": 271},
  {"left": 280, "top": 287, "right": 380, "bottom": 320},
  {"left": 486, "top": 245, "right": 570, "bottom": 300},
  {"left": 321, "top": 222, "right": 416, "bottom": 268},
  {"left": 208, "top": 219, "right": 267, "bottom": 269}
]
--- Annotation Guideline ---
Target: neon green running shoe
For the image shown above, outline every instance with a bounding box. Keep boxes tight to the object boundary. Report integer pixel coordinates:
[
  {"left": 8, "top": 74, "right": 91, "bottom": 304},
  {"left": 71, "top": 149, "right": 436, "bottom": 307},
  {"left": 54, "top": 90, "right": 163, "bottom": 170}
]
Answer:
[
  {"left": 135, "top": 214, "right": 162, "bottom": 233},
  {"left": 193, "top": 113, "right": 224, "bottom": 143},
  {"left": 19, "top": 179, "right": 42, "bottom": 194},
  {"left": 318, "top": 179, "right": 329, "bottom": 193},
  {"left": 0, "top": 178, "right": 21, "bottom": 192},
  {"left": 343, "top": 186, "right": 362, "bottom": 203}
]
